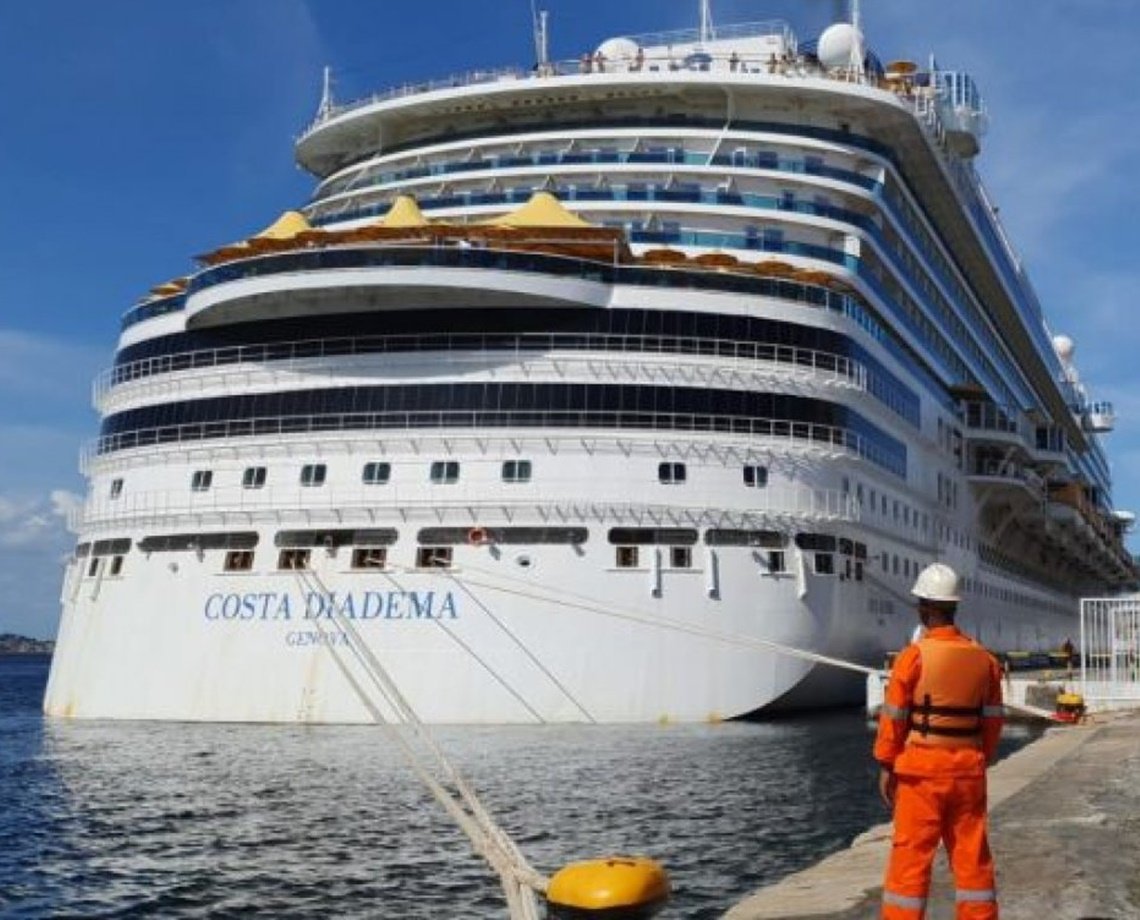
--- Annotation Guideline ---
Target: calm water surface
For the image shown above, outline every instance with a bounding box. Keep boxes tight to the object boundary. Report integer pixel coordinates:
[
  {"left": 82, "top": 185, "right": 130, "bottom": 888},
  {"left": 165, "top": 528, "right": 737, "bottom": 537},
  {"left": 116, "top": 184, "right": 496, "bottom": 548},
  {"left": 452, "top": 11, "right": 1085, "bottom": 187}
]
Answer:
[{"left": 0, "top": 656, "right": 1037, "bottom": 918}]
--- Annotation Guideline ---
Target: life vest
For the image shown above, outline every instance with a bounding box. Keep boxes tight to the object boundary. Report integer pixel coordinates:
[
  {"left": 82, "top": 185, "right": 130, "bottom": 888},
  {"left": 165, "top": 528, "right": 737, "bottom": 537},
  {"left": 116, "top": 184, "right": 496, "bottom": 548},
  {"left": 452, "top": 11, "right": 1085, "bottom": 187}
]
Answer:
[{"left": 907, "top": 637, "right": 994, "bottom": 748}]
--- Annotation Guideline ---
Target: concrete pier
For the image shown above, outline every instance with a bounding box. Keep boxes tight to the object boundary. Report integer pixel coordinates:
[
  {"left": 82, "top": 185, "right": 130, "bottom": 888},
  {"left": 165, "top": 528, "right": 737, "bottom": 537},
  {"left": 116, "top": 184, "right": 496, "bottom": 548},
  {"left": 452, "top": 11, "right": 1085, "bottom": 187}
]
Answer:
[{"left": 725, "top": 711, "right": 1140, "bottom": 919}]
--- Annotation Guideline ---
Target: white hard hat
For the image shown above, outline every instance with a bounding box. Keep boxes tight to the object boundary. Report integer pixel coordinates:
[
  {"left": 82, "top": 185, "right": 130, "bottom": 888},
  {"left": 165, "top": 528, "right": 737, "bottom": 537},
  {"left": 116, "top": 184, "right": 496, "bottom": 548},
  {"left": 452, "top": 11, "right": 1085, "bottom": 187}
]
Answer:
[{"left": 911, "top": 562, "right": 960, "bottom": 603}]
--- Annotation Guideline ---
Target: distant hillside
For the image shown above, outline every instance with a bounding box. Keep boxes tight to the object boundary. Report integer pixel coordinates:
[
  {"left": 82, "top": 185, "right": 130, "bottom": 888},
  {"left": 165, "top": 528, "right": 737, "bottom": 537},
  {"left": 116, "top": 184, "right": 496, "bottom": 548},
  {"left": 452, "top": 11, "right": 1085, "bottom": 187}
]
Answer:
[{"left": 0, "top": 633, "right": 54, "bottom": 655}]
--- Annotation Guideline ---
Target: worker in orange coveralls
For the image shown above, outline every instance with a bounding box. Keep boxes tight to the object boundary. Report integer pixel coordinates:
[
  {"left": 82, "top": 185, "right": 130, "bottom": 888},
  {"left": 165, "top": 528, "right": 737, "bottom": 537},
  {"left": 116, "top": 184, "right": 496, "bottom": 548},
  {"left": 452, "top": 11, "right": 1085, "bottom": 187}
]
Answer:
[{"left": 874, "top": 562, "right": 1004, "bottom": 919}]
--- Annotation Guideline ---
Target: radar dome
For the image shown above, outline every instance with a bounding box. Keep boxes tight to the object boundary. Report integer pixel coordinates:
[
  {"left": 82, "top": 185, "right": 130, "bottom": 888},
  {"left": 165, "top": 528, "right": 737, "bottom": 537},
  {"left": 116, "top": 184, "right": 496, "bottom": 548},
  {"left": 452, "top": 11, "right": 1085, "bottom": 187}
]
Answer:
[
  {"left": 817, "top": 23, "right": 863, "bottom": 69},
  {"left": 596, "top": 37, "right": 641, "bottom": 62},
  {"left": 1052, "top": 334, "right": 1075, "bottom": 363}
]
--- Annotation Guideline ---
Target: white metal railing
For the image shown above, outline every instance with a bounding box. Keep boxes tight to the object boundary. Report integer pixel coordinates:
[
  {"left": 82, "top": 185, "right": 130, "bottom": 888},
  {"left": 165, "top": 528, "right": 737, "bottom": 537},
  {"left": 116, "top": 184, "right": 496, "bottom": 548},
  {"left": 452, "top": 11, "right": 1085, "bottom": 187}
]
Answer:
[
  {"left": 80, "top": 412, "right": 893, "bottom": 476},
  {"left": 298, "top": 21, "right": 799, "bottom": 136},
  {"left": 95, "top": 337, "right": 861, "bottom": 410},
  {"left": 1079, "top": 597, "right": 1140, "bottom": 711},
  {"left": 72, "top": 487, "right": 859, "bottom": 532},
  {"left": 95, "top": 337, "right": 863, "bottom": 399}
]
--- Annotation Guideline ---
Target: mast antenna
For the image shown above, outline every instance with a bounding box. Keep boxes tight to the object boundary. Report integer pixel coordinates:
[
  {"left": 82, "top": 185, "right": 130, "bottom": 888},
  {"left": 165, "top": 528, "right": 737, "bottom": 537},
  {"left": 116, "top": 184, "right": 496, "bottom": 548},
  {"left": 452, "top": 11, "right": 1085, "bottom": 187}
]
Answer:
[
  {"left": 699, "top": 0, "right": 715, "bottom": 45},
  {"left": 531, "top": 2, "right": 550, "bottom": 72},
  {"left": 317, "top": 65, "right": 335, "bottom": 120},
  {"left": 849, "top": 0, "right": 865, "bottom": 77}
]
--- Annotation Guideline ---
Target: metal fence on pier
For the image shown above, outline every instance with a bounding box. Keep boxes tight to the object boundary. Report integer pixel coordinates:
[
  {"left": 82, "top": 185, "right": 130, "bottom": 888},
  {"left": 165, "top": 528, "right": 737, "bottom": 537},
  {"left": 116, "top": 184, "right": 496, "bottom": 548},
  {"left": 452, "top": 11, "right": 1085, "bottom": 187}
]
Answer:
[{"left": 1080, "top": 597, "right": 1140, "bottom": 711}]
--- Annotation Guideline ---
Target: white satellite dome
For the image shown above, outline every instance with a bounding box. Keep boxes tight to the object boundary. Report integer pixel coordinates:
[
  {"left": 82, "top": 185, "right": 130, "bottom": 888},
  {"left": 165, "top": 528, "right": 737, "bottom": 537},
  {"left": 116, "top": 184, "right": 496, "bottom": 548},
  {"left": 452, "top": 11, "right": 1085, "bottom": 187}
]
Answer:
[
  {"left": 1052, "top": 334, "right": 1075, "bottom": 363},
  {"left": 596, "top": 37, "right": 641, "bottom": 62},
  {"left": 817, "top": 22, "right": 864, "bottom": 69}
]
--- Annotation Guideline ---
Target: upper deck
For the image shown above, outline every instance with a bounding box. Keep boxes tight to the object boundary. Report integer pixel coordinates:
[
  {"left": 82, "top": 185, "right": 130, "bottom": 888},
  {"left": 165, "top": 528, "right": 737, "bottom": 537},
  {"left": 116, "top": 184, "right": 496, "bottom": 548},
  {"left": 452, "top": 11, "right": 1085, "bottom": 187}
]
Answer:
[{"left": 296, "top": 20, "right": 981, "bottom": 179}]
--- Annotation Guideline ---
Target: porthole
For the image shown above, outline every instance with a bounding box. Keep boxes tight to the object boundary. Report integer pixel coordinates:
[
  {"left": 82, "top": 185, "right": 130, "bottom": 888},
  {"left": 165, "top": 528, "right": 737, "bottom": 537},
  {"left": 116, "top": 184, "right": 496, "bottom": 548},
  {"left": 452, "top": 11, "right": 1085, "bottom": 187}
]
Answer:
[{"left": 515, "top": 553, "right": 534, "bottom": 569}]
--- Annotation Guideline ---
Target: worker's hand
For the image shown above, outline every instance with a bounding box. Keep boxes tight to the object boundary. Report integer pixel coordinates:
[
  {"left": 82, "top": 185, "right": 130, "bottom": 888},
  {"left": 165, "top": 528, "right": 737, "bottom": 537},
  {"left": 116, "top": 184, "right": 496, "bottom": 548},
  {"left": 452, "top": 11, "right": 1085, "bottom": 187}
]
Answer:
[{"left": 878, "top": 767, "right": 897, "bottom": 809}]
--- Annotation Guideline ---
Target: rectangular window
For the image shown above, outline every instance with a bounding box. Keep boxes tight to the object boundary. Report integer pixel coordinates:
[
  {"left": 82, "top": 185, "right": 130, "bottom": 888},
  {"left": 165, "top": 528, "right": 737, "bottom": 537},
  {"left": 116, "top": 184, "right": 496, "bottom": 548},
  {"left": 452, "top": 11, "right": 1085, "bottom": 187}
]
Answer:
[
  {"left": 430, "top": 461, "right": 460, "bottom": 484},
  {"left": 616, "top": 546, "right": 639, "bottom": 568},
  {"left": 225, "top": 550, "right": 255, "bottom": 572},
  {"left": 191, "top": 470, "right": 213, "bottom": 492},
  {"left": 110, "top": 478, "right": 123, "bottom": 499},
  {"left": 767, "top": 550, "right": 786, "bottom": 573},
  {"left": 87, "top": 558, "right": 100, "bottom": 577},
  {"left": 362, "top": 462, "right": 391, "bottom": 485},
  {"left": 670, "top": 546, "right": 692, "bottom": 569},
  {"left": 300, "top": 464, "right": 327, "bottom": 488},
  {"left": 815, "top": 553, "right": 835, "bottom": 575},
  {"left": 242, "top": 466, "right": 267, "bottom": 489},
  {"left": 352, "top": 547, "right": 388, "bottom": 569},
  {"left": 743, "top": 465, "right": 768, "bottom": 488},
  {"left": 416, "top": 546, "right": 453, "bottom": 569},
  {"left": 278, "top": 549, "right": 311, "bottom": 570},
  {"left": 658, "top": 462, "right": 686, "bottom": 484},
  {"left": 109, "top": 556, "right": 124, "bottom": 576},
  {"left": 502, "top": 460, "right": 532, "bottom": 483}
]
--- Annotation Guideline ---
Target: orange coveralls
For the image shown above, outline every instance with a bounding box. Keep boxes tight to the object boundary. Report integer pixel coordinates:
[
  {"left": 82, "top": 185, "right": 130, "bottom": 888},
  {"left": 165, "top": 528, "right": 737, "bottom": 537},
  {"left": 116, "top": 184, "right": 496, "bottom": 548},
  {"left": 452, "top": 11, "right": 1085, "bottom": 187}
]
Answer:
[{"left": 874, "top": 625, "right": 1004, "bottom": 919}]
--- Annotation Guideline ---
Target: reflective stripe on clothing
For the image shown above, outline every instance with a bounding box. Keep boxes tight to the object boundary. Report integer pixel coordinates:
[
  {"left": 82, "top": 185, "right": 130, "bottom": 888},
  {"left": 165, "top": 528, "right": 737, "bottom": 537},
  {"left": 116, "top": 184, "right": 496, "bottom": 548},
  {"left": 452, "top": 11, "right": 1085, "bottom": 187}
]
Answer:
[
  {"left": 956, "top": 888, "right": 997, "bottom": 902},
  {"left": 880, "top": 889, "right": 925, "bottom": 916},
  {"left": 882, "top": 702, "right": 910, "bottom": 720}
]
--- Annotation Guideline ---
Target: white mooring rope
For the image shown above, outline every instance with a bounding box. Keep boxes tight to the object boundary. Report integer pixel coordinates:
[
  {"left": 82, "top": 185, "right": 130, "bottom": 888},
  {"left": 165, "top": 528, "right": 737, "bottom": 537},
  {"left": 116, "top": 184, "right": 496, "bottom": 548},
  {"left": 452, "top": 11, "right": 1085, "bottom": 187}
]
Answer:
[{"left": 292, "top": 566, "right": 547, "bottom": 920}]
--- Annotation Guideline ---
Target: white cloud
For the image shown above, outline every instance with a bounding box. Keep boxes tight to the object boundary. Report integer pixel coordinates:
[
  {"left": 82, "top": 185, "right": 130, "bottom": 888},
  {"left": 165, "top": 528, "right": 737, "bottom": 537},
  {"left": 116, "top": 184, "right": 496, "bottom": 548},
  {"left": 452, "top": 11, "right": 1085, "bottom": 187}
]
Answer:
[
  {"left": 0, "top": 489, "right": 75, "bottom": 550},
  {"left": 0, "top": 488, "right": 76, "bottom": 638}
]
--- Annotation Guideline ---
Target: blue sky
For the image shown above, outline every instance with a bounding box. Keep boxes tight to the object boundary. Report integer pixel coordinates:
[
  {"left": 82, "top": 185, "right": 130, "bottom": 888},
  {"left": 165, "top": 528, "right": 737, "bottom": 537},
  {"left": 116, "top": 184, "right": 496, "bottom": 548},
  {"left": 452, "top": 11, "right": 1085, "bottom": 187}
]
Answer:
[{"left": 1, "top": 1, "right": 1138, "bottom": 638}]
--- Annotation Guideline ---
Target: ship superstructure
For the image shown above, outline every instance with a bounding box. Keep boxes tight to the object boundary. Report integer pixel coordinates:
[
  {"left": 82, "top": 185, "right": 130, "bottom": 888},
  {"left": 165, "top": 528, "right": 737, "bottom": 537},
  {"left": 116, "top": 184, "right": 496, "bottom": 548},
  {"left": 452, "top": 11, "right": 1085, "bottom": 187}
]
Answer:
[{"left": 45, "top": 7, "right": 1135, "bottom": 723}]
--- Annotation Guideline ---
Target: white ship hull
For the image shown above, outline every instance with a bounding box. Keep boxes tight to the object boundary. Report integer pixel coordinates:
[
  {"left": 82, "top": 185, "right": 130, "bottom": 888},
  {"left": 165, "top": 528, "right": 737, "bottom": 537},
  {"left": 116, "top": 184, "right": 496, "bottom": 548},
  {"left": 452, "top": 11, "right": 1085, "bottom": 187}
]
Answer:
[{"left": 46, "top": 513, "right": 1076, "bottom": 723}]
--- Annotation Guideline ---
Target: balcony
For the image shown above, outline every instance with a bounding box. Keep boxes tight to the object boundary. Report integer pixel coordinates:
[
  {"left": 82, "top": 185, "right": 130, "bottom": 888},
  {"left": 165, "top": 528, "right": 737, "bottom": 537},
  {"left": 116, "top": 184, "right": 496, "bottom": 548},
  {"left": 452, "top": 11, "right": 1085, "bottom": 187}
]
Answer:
[{"left": 958, "top": 400, "right": 1027, "bottom": 447}]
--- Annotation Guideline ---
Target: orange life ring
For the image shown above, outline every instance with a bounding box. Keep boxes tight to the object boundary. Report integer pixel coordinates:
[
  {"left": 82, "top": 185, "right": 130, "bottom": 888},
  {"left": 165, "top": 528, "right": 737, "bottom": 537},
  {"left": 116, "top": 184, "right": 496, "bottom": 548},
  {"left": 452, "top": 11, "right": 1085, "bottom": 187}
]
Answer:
[{"left": 467, "top": 527, "right": 490, "bottom": 546}]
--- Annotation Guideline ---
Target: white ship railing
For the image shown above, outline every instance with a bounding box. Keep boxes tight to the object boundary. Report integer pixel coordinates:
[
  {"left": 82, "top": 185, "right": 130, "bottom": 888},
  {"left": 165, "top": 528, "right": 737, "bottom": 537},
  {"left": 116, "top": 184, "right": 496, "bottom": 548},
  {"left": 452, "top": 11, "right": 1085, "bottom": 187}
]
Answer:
[
  {"left": 81, "top": 412, "right": 897, "bottom": 474},
  {"left": 95, "top": 337, "right": 866, "bottom": 403},
  {"left": 298, "top": 21, "right": 798, "bottom": 135},
  {"left": 71, "top": 486, "right": 859, "bottom": 532}
]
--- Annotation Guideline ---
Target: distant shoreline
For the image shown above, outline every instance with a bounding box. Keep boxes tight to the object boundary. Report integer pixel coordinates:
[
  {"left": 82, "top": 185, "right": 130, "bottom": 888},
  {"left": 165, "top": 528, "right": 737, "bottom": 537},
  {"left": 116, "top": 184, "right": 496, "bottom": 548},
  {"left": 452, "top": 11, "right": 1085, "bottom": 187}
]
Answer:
[{"left": 0, "top": 635, "right": 55, "bottom": 656}]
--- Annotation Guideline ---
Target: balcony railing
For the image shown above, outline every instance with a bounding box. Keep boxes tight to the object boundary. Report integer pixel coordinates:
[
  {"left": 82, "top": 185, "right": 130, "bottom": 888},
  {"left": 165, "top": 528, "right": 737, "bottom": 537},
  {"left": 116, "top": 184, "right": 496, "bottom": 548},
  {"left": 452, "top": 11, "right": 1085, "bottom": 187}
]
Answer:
[
  {"left": 73, "top": 485, "right": 859, "bottom": 533},
  {"left": 312, "top": 149, "right": 879, "bottom": 205},
  {"left": 83, "top": 410, "right": 905, "bottom": 478},
  {"left": 97, "top": 334, "right": 864, "bottom": 401}
]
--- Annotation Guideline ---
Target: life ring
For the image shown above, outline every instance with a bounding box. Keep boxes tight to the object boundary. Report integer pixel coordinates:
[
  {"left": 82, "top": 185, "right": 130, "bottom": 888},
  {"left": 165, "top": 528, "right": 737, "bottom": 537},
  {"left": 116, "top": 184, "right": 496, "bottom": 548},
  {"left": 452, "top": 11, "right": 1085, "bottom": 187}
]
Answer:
[{"left": 467, "top": 527, "right": 490, "bottom": 546}]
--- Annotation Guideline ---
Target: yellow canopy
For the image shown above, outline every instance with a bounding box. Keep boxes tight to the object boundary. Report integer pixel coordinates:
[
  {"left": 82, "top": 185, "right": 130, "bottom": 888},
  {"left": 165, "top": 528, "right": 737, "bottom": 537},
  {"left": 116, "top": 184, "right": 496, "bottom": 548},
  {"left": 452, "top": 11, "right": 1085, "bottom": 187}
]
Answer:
[
  {"left": 195, "top": 210, "right": 313, "bottom": 264},
  {"left": 254, "top": 210, "right": 312, "bottom": 240},
  {"left": 380, "top": 195, "right": 430, "bottom": 228},
  {"left": 486, "top": 191, "right": 592, "bottom": 228},
  {"left": 150, "top": 279, "right": 187, "bottom": 296}
]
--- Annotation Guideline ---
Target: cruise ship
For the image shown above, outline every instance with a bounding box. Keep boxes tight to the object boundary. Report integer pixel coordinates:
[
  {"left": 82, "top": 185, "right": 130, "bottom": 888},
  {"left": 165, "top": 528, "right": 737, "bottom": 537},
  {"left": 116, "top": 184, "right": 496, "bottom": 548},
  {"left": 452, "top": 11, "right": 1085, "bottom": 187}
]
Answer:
[{"left": 45, "top": 4, "right": 1137, "bottom": 723}]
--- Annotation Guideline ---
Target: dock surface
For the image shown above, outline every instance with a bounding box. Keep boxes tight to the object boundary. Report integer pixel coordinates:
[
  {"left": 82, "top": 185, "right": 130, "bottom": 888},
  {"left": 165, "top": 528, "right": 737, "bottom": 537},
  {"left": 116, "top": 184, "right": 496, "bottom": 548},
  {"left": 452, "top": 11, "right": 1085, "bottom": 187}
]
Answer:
[{"left": 725, "top": 711, "right": 1140, "bottom": 919}]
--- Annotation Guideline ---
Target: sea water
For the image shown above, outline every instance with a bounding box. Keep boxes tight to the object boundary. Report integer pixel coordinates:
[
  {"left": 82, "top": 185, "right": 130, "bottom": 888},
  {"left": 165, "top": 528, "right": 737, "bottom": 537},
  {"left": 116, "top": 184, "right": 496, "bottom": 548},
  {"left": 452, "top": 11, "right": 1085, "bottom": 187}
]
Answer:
[{"left": 0, "top": 656, "right": 1038, "bottom": 918}]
